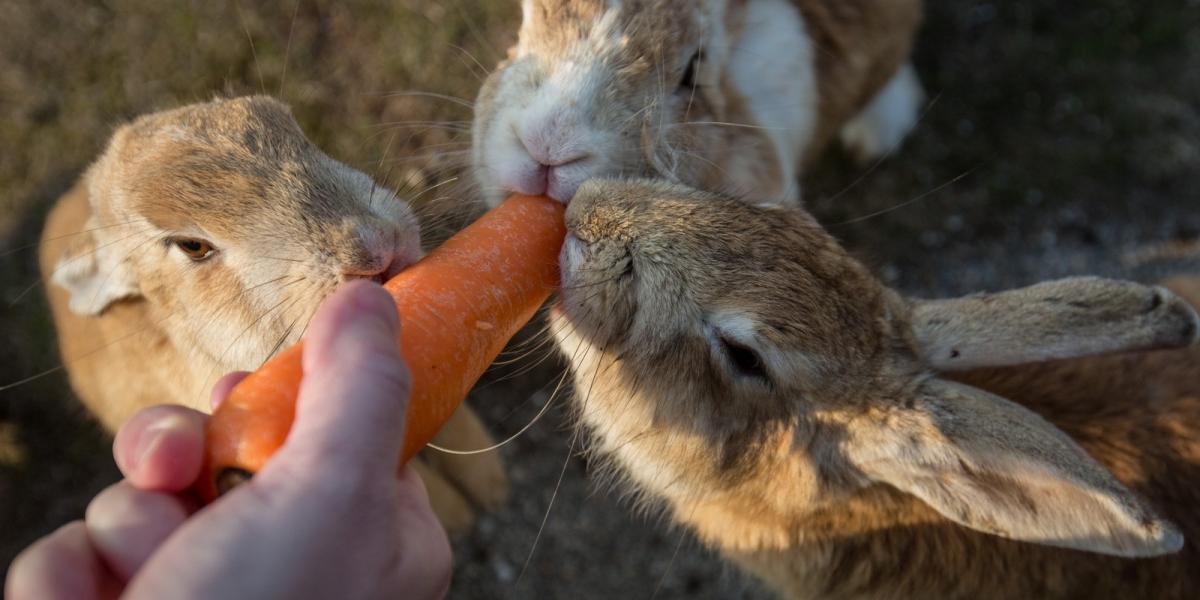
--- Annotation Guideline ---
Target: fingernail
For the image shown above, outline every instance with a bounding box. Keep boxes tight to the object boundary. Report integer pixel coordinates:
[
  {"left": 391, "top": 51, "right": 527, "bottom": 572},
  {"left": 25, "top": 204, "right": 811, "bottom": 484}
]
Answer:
[
  {"left": 126, "top": 416, "right": 186, "bottom": 476},
  {"left": 119, "top": 426, "right": 157, "bottom": 476}
]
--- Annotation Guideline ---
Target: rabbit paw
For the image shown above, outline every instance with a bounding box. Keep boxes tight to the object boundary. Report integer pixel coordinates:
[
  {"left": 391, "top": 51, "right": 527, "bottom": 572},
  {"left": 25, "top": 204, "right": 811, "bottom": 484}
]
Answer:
[{"left": 840, "top": 63, "right": 924, "bottom": 164}]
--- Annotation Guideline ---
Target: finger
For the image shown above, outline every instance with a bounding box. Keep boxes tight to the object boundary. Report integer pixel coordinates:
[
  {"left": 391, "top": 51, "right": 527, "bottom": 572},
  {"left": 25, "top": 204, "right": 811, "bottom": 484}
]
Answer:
[
  {"left": 210, "top": 371, "right": 249, "bottom": 410},
  {"left": 270, "top": 281, "right": 411, "bottom": 480},
  {"left": 6, "top": 521, "right": 121, "bottom": 600},
  {"left": 392, "top": 466, "right": 453, "bottom": 600},
  {"left": 113, "top": 405, "right": 207, "bottom": 492},
  {"left": 85, "top": 482, "right": 190, "bottom": 582}
]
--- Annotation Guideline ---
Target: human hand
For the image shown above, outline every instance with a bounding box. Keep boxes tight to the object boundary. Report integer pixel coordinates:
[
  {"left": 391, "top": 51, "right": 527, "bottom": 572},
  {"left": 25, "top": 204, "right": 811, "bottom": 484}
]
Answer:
[{"left": 7, "top": 281, "right": 451, "bottom": 600}]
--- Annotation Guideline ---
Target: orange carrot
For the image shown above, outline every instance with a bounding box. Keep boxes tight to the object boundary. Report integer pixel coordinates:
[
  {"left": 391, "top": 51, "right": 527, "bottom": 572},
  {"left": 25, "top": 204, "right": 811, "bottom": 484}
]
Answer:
[{"left": 197, "top": 194, "right": 565, "bottom": 501}]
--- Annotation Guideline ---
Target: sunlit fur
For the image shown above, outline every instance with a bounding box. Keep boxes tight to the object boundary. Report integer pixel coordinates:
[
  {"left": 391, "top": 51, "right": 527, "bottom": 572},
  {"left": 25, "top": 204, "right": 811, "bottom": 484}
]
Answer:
[
  {"left": 552, "top": 178, "right": 1200, "bottom": 599},
  {"left": 39, "top": 97, "right": 507, "bottom": 533},
  {"left": 473, "top": 0, "right": 923, "bottom": 206},
  {"left": 43, "top": 97, "right": 418, "bottom": 412}
]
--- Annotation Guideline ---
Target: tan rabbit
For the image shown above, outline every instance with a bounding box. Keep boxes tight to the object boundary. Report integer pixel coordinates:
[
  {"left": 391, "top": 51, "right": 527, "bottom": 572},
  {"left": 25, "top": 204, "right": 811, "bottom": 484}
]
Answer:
[
  {"left": 473, "top": 0, "right": 924, "bottom": 206},
  {"left": 38, "top": 96, "right": 508, "bottom": 534},
  {"left": 551, "top": 178, "right": 1200, "bottom": 599}
]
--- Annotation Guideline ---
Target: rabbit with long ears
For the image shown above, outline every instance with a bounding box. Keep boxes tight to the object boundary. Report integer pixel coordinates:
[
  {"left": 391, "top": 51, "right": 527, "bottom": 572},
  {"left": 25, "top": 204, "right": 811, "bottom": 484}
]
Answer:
[
  {"left": 39, "top": 96, "right": 508, "bottom": 534},
  {"left": 552, "top": 178, "right": 1200, "bottom": 599},
  {"left": 473, "top": 0, "right": 924, "bottom": 207}
]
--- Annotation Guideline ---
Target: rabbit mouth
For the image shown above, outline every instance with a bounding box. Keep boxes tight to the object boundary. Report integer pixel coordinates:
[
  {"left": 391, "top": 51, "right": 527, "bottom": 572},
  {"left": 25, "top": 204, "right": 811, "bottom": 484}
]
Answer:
[{"left": 555, "top": 239, "right": 637, "bottom": 350}]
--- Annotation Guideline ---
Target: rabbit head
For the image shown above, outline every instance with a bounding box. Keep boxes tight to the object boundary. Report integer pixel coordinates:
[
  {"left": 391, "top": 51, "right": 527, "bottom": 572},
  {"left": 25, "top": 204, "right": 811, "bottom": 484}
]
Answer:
[{"left": 552, "top": 178, "right": 1197, "bottom": 557}]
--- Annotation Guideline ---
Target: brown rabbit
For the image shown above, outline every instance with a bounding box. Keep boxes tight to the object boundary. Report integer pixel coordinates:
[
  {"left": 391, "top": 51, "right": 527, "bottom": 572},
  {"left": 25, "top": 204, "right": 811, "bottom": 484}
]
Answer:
[
  {"left": 552, "top": 178, "right": 1200, "bottom": 599},
  {"left": 38, "top": 96, "right": 507, "bottom": 534},
  {"left": 473, "top": 0, "right": 924, "bottom": 206}
]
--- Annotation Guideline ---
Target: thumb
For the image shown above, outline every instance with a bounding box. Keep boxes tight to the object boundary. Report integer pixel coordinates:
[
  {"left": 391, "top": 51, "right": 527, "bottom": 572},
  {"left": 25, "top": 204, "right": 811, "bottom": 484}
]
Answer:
[{"left": 268, "top": 281, "right": 412, "bottom": 481}]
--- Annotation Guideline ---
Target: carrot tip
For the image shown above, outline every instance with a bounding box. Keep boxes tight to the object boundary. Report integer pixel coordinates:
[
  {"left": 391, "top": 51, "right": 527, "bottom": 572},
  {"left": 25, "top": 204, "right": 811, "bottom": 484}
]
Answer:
[
  {"left": 216, "top": 467, "right": 254, "bottom": 495},
  {"left": 199, "top": 194, "right": 565, "bottom": 503}
]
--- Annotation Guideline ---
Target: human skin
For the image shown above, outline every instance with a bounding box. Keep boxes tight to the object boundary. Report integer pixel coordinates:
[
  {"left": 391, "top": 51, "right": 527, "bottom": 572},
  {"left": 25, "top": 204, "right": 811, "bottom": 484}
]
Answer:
[{"left": 7, "top": 281, "right": 452, "bottom": 600}]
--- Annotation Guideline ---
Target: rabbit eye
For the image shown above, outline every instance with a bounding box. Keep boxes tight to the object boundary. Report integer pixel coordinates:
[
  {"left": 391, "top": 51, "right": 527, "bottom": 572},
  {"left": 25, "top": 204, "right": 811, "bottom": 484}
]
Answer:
[
  {"left": 171, "top": 237, "right": 216, "bottom": 261},
  {"left": 719, "top": 335, "right": 769, "bottom": 383},
  {"left": 679, "top": 50, "right": 700, "bottom": 89}
]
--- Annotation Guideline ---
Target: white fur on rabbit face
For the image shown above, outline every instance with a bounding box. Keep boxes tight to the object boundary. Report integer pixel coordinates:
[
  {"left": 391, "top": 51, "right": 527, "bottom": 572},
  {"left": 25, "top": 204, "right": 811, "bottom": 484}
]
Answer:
[
  {"left": 473, "top": 0, "right": 816, "bottom": 206},
  {"left": 53, "top": 97, "right": 421, "bottom": 376}
]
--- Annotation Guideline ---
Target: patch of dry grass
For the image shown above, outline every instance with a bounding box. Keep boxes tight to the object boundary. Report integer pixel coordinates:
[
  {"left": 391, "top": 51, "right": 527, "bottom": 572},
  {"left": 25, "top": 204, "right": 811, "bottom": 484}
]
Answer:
[{"left": 0, "top": 0, "right": 519, "bottom": 240}]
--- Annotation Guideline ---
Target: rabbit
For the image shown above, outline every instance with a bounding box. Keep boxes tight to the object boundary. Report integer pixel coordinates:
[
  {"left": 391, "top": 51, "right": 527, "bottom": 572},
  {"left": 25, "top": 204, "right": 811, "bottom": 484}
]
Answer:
[
  {"left": 38, "top": 96, "right": 508, "bottom": 534},
  {"left": 550, "top": 178, "right": 1200, "bottom": 599},
  {"left": 472, "top": 0, "right": 925, "bottom": 207}
]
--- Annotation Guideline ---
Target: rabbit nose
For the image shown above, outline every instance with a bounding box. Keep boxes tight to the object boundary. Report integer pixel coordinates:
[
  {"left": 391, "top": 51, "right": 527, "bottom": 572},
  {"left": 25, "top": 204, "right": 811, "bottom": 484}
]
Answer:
[
  {"left": 515, "top": 124, "right": 593, "bottom": 202},
  {"left": 340, "top": 222, "right": 412, "bottom": 283},
  {"left": 341, "top": 251, "right": 394, "bottom": 284},
  {"left": 517, "top": 120, "right": 590, "bottom": 169},
  {"left": 521, "top": 136, "right": 589, "bottom": 169},
  {"left": 564, "top": 180, "right": 603, "bottom": 225},
  {"left": 343, "top": 254, "right": 408, "bottom": 285}
]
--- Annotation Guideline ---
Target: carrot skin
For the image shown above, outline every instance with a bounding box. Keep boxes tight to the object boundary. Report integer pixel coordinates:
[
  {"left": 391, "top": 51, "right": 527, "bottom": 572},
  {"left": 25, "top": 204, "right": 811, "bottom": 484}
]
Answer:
[{"left": 198, "top": 195, "right": 565, "bottom": 502}]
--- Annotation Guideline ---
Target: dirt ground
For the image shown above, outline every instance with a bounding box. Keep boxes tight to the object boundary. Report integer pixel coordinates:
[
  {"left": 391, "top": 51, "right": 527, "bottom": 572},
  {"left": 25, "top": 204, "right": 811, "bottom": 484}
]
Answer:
[{"left": 2, "top": 1, "right": 1198, "bottom": 598}]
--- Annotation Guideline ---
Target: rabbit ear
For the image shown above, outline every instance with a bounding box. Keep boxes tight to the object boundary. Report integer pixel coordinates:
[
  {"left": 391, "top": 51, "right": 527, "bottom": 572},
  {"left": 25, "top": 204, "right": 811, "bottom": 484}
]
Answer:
[
  {"left": 909, "top": 277, "right": 1199, "bottom": 371},
  {"left": 842, "top": 378, "right": 1183, "bottom": 557},
  {"left": 51, "top": 215, "right": 141, "bottom": 316}
]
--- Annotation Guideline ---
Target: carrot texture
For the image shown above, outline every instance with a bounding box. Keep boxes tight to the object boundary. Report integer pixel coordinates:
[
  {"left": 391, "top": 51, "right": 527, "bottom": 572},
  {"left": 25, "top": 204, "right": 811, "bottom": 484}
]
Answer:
[{"left": 198, "top": 194, "right": 565, "bottom": 501}]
